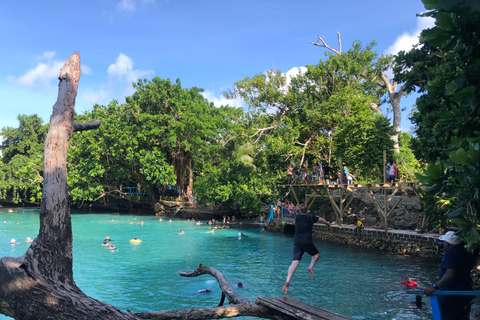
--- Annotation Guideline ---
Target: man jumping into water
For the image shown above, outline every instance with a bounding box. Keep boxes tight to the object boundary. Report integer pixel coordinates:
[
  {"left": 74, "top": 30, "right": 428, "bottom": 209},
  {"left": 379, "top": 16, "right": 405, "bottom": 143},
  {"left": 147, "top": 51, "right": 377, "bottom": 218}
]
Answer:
[{"left": 283, "top": 205, "right": 331, "bottom": 294}]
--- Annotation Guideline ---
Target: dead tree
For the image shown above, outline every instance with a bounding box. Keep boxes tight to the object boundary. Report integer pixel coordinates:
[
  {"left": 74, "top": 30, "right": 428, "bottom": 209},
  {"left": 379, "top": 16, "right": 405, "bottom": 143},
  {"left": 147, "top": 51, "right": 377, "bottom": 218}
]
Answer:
[{"left": 0, "top": 52, "right": 283, "bottom": 320}]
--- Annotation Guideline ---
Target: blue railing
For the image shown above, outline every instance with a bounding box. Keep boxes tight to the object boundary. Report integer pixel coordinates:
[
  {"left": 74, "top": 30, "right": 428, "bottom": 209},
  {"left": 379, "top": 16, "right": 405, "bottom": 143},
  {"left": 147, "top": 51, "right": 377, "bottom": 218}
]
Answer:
[
  {"left": 168, "top": 185, "right": 182, "bottom": 196},
  {"left": 122, "top": 187, "right": 150, "bottom": 196},
  {"left": 406, "top": 290, "right": 480, "bottom": 320}
]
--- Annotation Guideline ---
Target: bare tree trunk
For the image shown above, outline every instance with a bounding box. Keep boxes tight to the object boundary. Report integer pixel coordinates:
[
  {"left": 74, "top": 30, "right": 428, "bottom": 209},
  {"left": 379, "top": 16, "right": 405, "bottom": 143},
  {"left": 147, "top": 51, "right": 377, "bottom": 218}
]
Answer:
[
  {"left": 188, "top": 155, "right": 194, "bottom": 191},
  {"left": 380, "top": 74, "right": 404, "bottom": 153}
]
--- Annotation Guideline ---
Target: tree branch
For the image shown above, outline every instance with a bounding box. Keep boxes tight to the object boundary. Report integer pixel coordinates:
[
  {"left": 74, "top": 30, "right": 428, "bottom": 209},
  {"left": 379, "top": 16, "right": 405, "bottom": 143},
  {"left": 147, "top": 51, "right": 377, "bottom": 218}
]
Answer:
[
  {"left": 73, "top": 120, "right": 103, "bottom": 132},
  {"left": 178, "top": 264, "right": 250, "bottom": 305},
  {"left": 310, "top": 32, "right": 342, "bottom": 55}
]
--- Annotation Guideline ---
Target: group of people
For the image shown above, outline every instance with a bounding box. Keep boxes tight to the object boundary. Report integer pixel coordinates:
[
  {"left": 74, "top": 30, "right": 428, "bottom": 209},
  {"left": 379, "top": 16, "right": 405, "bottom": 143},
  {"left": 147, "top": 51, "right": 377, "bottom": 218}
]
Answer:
[
  {"left": 287, "top": 162, "right": 332, "bottom": 185},
  {"left": 287, "top": 162, "right": 358, "bottom": 185}
]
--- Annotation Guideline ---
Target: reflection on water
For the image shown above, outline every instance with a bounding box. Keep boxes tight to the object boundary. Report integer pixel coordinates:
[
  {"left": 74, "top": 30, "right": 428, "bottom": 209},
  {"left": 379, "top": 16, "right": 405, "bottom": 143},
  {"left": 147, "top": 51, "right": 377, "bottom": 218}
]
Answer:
[{"left": 0, "top": 208, "right": 450, "bottom": 319}]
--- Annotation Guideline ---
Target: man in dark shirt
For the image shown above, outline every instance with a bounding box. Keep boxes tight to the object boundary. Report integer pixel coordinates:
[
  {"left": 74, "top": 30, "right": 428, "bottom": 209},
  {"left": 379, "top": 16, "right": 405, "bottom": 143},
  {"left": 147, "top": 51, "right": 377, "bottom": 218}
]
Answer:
[
  {"left": 283, "top": 205, "right": 332, "bottom": 294},
  {"left": 424, "top": 231, "right": 475, "bottom": 320}
]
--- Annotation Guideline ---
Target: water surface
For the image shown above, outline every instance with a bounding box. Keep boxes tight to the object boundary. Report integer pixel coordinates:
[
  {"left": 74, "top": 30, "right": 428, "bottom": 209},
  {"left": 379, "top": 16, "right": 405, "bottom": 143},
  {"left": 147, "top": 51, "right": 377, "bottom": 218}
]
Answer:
[{"left": 0, "top": 208, "right": 451, "bottom": 319}]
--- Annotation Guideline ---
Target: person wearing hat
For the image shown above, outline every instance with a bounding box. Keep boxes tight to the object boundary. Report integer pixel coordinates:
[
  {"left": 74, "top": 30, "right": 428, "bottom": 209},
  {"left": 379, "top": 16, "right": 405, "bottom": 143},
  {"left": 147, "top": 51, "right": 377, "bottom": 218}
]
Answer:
[{"left": 424, "top": 231, "right": 475, "bottom": 320}]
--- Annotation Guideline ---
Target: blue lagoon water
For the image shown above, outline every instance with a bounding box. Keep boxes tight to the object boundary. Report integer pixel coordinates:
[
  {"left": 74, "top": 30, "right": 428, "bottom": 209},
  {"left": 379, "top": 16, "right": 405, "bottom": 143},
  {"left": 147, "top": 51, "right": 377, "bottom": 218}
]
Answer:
[{"left": 0, "top": 208, "right": 445, "bottom": 319}]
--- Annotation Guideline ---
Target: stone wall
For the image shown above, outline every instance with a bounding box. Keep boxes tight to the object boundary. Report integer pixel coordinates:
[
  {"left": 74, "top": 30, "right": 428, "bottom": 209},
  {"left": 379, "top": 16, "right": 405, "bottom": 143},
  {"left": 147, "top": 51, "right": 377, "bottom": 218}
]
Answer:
[{"left": 267, "top": 218, "right": 440, "bottom": 258}]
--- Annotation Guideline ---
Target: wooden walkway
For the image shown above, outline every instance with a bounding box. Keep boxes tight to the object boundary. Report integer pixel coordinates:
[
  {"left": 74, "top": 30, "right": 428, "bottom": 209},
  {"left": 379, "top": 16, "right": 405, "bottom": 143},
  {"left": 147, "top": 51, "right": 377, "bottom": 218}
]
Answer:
[
  {"left": 279, "top": 182, "right": 422, "bottom": 232},
  {"left": 256, "top": 296, "right": 353, "bottom": 320}
]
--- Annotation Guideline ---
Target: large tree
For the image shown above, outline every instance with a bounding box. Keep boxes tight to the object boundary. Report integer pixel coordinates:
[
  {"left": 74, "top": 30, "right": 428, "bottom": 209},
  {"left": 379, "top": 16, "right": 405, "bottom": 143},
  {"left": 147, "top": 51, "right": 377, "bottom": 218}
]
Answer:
[
  {"left": 395, "top": 0, "right": 480, "bottom": 247},
  {"left": 0, "top": 114, "right": 48, "bottom": 203},
  {"left": 311, "top": 33, "right": 405, "bottom": 153},
  {"left": 225, "top": 41, "right": 396, "bottom": 181}
]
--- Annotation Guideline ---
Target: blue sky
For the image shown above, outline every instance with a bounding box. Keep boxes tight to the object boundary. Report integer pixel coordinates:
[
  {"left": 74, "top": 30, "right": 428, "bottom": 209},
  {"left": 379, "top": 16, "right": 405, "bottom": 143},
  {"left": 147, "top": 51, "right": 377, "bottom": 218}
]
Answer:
[{"left": 0, "top": 0, "right": 433, "bottom": 133}]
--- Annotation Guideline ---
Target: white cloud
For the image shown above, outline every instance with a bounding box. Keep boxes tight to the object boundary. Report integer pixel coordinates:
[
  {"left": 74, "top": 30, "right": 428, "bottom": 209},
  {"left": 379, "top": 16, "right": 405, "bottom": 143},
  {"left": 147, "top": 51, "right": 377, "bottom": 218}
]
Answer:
[
  {"left": 202, "top": 90, "right": 245, "bottom": 109},
  {"left": 107, "top": 53, "right": 154, "bottom": 83},
  {"left": 117, "top": 0, "right": 136, "bottom": 12},
  {"left": 116, "top": 0, "right": 156, "bottom": 12},
  {"left": 7, "top": 51, "right": 64, "bottom": 92},
  {"left": 81, "top": 88, "right": 109, "bottom": 105},
  {"left": 82, "top": 64, "right": 92, "bottom": 75},
  {"left": 81, "top": 53, "right": 154, "bottom": 105},
  {"left": 385, "top": 16, "right": 435, "bottom": 55}
]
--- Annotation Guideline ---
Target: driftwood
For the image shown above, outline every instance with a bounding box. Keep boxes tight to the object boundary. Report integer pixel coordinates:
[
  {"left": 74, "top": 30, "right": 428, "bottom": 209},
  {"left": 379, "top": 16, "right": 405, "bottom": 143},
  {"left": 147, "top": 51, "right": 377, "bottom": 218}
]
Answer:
[
  {"left": 133, "top": 264, "right": 287, "bottom": 320},
  {"left": 0, "top": 52, "right": 287, "bottom": 320}
]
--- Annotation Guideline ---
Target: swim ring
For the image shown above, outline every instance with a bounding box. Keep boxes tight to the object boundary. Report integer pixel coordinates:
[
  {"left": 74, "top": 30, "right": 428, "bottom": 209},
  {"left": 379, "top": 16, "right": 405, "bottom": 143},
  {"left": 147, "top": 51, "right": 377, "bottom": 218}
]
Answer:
[{"left": 129, "top": 238, "right": 142, "bottom": 244}]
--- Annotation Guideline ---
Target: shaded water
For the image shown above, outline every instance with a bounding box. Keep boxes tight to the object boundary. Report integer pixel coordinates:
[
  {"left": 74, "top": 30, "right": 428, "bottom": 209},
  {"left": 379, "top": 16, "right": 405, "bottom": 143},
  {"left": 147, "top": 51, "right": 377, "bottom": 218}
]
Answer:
[{"left": 0, "top": 208, "right": 448, "bottom": 319}]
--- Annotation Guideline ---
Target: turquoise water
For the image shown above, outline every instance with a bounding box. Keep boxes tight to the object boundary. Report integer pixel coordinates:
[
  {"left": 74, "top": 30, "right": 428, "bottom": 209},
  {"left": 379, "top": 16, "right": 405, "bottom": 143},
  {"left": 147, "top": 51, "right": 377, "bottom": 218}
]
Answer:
[{"left": 0, "top": 208, "right": 448, "bottom": 319}]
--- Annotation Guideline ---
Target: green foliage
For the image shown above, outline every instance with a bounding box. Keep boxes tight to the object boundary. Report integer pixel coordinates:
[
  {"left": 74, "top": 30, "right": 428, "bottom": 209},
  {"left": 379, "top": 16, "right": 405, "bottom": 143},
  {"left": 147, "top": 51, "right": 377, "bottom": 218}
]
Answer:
[
  {"left": 395, "top": 132, "right": 423, "bottom": 181},
  {"left": 0, "top": 114, "right": 47, "bottom": 203},
  {"left": 334, "top": 107, "right": 395, "bottom": 181},
  {"left": 396, "top": 0, "right": 480, "bottom": 247}
]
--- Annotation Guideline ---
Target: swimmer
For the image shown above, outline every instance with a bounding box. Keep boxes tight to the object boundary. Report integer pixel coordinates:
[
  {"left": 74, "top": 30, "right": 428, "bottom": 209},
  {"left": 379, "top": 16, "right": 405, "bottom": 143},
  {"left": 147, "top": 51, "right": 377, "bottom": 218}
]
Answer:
[
  {"left": 15, "top": 222, "right": 18, "bottom": 224},
  {"left": 196, "top": 221, "right": 202, "bottom": 225},
  {"left": 9, "top": 239, "right": 18, "bottom": 245},
  {"left": 178, "top": 230, "right": 185, "bottom": 235},
  {"left": 169, "top": 219, "right": 172, "bottom": 223},
  {"left": 197, "top": 288, "right": 211, "bottom": 294},
  {"left": 138, "top": 221, "right": 144, "bottom": 225},
  {"left": 104, "top": 236, "right": 112, "bottom": 242},
  {"left": 129, "top": 221, "right": 133, "bottom": 224},
  {"left": 102, "top": 240, "right": 109, "bottom": 246},
  {"left": 108, "top": 244, "right": 117, "bottom": 250},
  {"left": 110, "top": 219, "right": 114, "bottom": 222},
  {"left": 233, "top": 282, "right": 243, "bottom": 288},
  {"left": 159, "top": 218, "right": 163, "bottom": 221},
  {"left": 3, "top": 220, "right": 5, "bottom": 223},
  {"left": 208, "top": 228, "right": 214, "bottom": 233},
  {"left": 7, "top": 209, "right": 13, "bottom": 213},
  {"left": 398, "top": 275, "right": 420, "bottom": 289},
  {"left": 238, "top": 232, "right": 246, "bottom": 237},
  {"left": 133, "top": 217, "right": 136, "bottom": 220},
  {"left": 25, "top": 237, "right": 33, "bottom": 242}
]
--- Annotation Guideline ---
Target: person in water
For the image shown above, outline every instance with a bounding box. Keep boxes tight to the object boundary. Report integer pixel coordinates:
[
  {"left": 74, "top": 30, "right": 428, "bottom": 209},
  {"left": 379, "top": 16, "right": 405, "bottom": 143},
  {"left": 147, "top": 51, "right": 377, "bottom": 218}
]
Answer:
[
  {"left": 409, "top": 295, "right": 426, "bottom": 309},
  {"left": 398, "top": 275, "right": 420, "bottom": 288},
  {"left": 178, "top": 230, "right": 185, "bottom": 235},
  {"left": 283, "top": 205, "right": 331, "bottom": 294},
  {"left": 197, "top": 288, "right": 211, "bottom": 294}
]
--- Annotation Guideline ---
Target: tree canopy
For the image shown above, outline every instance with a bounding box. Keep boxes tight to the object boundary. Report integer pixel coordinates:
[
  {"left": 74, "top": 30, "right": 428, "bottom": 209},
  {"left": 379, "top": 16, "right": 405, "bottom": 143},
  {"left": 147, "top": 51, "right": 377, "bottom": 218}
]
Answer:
[{"left": 395, "top": 0, "right": 480, "bottom": 248}]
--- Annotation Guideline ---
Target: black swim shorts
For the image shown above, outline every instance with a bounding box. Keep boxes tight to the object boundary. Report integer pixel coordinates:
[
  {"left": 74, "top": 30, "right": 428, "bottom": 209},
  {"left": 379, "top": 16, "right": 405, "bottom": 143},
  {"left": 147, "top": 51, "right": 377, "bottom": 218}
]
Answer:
[{"left": 293, "top": 243, "right": 319, "bottom": 261}]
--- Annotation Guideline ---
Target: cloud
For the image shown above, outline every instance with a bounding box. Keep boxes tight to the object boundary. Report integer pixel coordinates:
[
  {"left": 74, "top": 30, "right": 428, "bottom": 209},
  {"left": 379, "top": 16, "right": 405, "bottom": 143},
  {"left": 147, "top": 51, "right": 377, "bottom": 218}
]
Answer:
[
  {"left": 81, "top": 53, "right": 154, "bottom": 105},
  {"left": 116, "top": 0, "right": 156, "bottom": 12},
  {"left": 81, "top": 88, "right": 110, "bottom": 105},
  {"left": 202, "top": 90, "right": 245, "bottom": 109},
  {"left": 385, "top": 16, "right": 435, "bottom": 55},
  {"left": 82, "top": 64, "right": 92, "bottom": 75},
  {"left": 107, "top": 53, "right": 154, "bottom": 83},
  {"left": 7, "top": 51, "right": 64, "bottom": 92}
]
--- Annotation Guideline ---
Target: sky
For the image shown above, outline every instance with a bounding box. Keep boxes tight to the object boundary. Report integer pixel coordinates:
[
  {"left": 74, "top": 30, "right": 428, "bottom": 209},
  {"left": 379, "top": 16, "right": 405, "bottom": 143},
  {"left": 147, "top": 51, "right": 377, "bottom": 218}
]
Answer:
[{"left": 0, "top": 0, "right": 434, "bottom": 133}]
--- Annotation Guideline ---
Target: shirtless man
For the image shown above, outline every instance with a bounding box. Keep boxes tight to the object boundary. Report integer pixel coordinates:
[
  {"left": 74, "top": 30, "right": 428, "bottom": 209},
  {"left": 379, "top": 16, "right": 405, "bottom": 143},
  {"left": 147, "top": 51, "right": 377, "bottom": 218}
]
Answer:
[{"left": 283, "top": 206, "right": 331, "bottom": 294}]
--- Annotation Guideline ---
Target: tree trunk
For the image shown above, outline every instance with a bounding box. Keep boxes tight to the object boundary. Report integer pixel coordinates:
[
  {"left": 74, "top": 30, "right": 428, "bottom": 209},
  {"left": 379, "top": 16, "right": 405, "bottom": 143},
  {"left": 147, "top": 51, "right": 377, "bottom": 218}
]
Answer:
[
  {"left": 380, "top": 73, "right": 404, "bottom": 153},
  {"left": 0, "top": 52, "right": 139, "bottom": 320}
]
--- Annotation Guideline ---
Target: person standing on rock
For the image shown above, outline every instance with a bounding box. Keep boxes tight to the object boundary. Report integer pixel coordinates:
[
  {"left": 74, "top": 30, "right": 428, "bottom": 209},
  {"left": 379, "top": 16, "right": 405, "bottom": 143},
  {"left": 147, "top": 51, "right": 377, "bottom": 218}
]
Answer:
[{"left": 283, "top": 205, "right": 332, "bottom": 294}]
